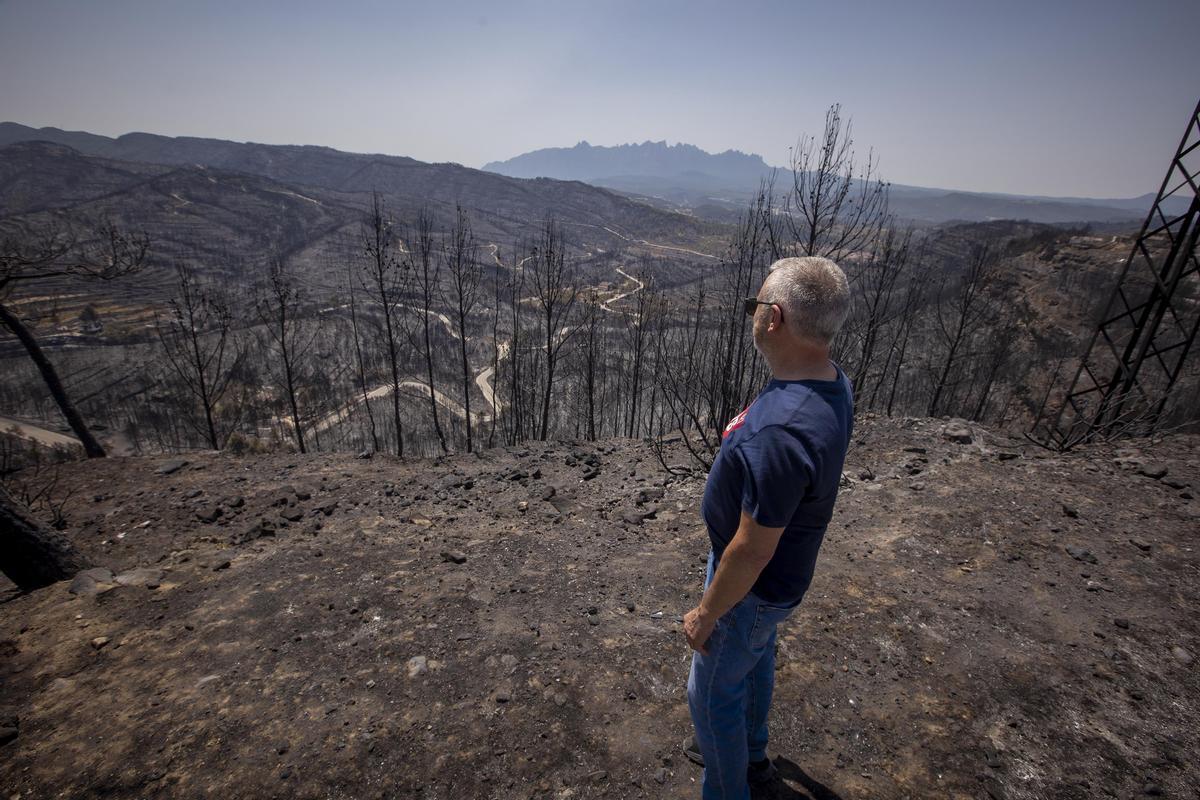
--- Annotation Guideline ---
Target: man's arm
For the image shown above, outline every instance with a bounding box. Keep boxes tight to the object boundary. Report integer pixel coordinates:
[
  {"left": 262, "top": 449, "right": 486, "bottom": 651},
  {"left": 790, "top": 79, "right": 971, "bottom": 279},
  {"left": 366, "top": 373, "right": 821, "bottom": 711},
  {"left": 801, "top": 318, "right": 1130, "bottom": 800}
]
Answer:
[{"left": 683, "top": 511, "right": 785, "bottom": 654}]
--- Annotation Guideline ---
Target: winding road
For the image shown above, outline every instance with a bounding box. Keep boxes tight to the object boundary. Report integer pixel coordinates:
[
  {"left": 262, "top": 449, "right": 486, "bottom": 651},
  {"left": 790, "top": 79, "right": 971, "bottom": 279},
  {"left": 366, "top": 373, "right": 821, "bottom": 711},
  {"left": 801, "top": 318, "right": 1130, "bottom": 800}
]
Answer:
[
  {"left": 0, "top": 415, "right": 81, "bottom": 448},
  {"left": 576, "top": 224, "right": 715, "bottom": 261},
  {"left": 0, "top": 414, "right": 132, "bottom": 455},
  {"left": 599, "top": 268, "right": 644, "bottom": 314},
  {"left": 315, "top": 244, "right": 647, "bottom": 437},
  {"left": 7, "top": 232, "right": 669, "bottom": 449}
]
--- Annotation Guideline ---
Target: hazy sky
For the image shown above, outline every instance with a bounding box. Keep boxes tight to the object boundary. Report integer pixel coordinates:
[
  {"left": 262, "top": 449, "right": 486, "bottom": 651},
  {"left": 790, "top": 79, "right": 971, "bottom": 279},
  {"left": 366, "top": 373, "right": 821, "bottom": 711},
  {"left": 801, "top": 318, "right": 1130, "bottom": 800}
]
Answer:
[{"left": 2, "top": 0, "right": 1197, "bottom": 198}]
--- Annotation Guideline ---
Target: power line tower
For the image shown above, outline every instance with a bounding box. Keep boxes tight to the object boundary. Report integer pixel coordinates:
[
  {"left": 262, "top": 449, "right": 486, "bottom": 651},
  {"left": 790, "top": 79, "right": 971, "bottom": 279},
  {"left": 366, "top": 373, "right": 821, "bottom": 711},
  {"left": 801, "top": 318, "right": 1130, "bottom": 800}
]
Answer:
[{"left": 1030, "top": 99, "right": 1200, "bottom": 449}]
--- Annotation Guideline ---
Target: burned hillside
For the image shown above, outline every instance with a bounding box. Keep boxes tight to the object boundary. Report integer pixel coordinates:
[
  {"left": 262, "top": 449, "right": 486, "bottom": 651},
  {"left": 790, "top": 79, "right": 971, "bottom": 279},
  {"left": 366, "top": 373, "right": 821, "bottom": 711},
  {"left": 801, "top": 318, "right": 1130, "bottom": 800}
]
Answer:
[{"left": 1, "top": 417, "right": 1197, "bottom": 799}]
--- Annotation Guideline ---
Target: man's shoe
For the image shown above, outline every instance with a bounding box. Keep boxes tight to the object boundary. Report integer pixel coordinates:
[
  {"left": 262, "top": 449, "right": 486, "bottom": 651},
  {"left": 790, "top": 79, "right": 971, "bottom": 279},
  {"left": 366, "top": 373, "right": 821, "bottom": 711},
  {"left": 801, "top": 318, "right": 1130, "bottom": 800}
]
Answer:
[
  {"left": 683, "top": 735, "right": 704, "bottom": 766},
  {"left": 747, "top": 756, "right": 779, "bottom": 785},
  {"left": 681, "top": 736, "right": 777, "bottom": 784}
]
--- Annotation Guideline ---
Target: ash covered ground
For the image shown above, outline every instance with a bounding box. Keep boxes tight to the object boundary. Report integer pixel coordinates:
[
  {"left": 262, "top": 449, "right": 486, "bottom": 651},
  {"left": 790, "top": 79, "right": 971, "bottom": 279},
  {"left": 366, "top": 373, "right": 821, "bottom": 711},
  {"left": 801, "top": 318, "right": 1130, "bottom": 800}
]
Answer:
[{"left": 1, "top": 416, "right": 1197, "bottom": 799}]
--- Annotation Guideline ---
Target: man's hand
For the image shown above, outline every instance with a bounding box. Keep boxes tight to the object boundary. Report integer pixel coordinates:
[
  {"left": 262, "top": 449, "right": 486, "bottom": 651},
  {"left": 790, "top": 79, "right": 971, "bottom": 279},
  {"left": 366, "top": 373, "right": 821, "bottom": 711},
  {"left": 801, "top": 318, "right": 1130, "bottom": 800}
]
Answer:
[
  {"left": 683, "top": 606, "right": 716, "bottom": 655},
  {"left": 684, "top": 514, "right": 785, "bottom": 656}
]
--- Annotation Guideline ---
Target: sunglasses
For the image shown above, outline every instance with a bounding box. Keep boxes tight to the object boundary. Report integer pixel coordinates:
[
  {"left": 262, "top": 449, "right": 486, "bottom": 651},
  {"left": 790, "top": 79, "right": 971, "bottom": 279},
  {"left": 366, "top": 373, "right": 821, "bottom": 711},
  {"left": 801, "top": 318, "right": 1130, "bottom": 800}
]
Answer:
[{"left": 743, "top": 297, "right": 783, "bottom": 322}]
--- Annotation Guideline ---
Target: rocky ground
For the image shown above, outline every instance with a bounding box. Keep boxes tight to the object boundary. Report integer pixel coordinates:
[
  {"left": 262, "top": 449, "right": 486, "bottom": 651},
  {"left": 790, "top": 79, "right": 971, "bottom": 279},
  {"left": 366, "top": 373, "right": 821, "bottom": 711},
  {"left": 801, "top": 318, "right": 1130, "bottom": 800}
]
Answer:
[{"left": 1, "top": 416, "right": 1197, "bottom": 800}]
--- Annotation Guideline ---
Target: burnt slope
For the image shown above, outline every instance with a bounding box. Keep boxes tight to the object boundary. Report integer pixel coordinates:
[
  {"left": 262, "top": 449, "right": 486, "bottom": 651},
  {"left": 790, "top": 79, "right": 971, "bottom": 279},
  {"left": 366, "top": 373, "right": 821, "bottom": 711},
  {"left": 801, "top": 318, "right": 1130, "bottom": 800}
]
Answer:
[
  {"left": 0, "top": 418, "right": 1197, "bottom": 799},
  {"left": 0, "top": 131, "right": 715, "bottom": 251}
]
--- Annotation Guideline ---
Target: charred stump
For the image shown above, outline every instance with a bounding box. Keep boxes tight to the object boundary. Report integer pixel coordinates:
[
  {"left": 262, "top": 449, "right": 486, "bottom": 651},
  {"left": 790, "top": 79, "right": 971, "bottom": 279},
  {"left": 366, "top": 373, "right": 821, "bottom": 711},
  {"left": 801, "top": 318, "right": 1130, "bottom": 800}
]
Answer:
[{"left": 0, "top": 482, "right": 91, "bottom": 592}]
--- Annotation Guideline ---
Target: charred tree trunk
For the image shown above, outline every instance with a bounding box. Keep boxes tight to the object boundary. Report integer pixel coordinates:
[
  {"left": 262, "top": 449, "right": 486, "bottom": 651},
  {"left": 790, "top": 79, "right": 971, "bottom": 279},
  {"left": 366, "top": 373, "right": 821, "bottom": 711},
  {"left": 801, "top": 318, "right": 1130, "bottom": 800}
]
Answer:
[
  {"left": 0, "top": 302, "right": 106, "bottom": 458},
  {"left": 347, "top": 260, "right": 379, "bottom": 452},
  {"left": 0, "top": 483, "right": 91, "bottom": 591},
  {"left": 414, "top": 208, "right": 448, "bottom": 453}
]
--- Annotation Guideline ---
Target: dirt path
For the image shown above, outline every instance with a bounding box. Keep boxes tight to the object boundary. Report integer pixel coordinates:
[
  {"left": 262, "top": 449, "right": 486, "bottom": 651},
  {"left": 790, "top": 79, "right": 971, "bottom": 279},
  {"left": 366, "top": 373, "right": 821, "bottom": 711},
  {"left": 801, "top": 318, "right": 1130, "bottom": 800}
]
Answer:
[
  {"left": 599, "top": 267, "right": 644, "bottom": 314},
  {"left": 0, "top": 415, "right": 81, "bottom": 449},
  {"left": 311, "top": 377, "right": 490, "bottom": 436},
  {"left": 486, "top": 243, "right": 535, "bottom": 271},
  {"left": 474, "top": 341, "right": 510, "bottom": 415},
  {"left": 600, "top": 225, "right": 719, "bottom": 260}
]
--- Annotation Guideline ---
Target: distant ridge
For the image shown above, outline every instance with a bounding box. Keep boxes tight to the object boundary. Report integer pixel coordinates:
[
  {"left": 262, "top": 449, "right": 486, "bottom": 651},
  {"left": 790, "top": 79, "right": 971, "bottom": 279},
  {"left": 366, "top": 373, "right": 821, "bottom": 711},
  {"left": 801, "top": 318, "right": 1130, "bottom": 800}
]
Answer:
[
  {"left": 483, "top": 139, "right": 772, "bottom": 187},
  {"left": 484, "top": 137, "right": 1180, "bottom": 226},
  {"left": 0, "top": 124, "right": 715, "bottom": 276},
  {"left": 0, "top": 122, "right": 1178, "bottom": 226}
]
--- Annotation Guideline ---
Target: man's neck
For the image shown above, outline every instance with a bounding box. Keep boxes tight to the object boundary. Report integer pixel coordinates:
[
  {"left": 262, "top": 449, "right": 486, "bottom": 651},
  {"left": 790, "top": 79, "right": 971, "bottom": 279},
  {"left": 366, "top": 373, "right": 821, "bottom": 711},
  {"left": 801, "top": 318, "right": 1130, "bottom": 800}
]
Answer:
[{"left": 767, "top": 347, "right": 836, "bottom": 382}]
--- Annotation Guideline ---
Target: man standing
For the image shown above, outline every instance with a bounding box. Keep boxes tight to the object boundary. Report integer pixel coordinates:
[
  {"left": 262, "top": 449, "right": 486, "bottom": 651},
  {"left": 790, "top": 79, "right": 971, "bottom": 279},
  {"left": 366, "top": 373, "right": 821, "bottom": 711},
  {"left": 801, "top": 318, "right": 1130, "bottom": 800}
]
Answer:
[{"left": 683, "top": 256, "right": 854, "bottom": 800}]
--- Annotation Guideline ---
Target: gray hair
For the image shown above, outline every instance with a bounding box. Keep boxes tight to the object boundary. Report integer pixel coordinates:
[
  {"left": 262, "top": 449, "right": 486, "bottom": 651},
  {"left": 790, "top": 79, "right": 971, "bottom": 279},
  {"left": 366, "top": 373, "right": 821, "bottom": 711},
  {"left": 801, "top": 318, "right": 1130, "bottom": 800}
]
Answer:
[{"left": 762, "top": 256, "right": 850, "bottom": 343}]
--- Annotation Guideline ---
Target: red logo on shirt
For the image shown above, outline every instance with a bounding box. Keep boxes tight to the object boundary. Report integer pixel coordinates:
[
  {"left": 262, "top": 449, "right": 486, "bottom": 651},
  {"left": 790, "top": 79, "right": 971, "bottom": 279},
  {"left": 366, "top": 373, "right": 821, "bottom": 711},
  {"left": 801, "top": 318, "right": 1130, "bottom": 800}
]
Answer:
[{"left": 722, "top": 404, "right": 753, "bottom": 438}]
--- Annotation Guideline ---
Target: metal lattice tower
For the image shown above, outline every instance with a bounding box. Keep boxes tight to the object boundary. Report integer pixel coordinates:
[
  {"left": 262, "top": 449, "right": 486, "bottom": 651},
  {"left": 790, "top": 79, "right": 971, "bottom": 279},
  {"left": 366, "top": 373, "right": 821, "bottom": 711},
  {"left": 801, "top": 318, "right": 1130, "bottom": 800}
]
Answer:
[{"left": 1031, "top": 99, "right": 1200, "bottom": 449}]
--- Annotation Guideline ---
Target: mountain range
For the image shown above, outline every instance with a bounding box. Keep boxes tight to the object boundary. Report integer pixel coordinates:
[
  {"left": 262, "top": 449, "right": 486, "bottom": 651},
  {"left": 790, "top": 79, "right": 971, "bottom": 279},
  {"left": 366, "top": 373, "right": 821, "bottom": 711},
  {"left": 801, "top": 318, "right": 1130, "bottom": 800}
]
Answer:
[
  {"left": 0, "top": 123, "right": 717, "bottom": 289},
  {"left": 484, "top": 139, "right": 1180, "bottom": 226}
]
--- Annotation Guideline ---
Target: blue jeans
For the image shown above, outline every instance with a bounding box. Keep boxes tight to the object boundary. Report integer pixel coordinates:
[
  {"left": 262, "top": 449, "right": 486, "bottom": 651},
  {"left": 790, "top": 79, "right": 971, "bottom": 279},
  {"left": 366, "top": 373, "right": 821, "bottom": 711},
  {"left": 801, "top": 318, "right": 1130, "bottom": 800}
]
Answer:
[{"left": 687, "top": 551, "right": 795, "bottom": 800}]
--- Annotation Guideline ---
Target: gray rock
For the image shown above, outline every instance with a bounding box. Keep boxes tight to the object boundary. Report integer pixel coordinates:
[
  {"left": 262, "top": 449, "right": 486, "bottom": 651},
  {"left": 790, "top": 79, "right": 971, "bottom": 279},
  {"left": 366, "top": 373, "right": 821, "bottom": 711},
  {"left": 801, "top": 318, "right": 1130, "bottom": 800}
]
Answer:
[
  {"left": 231, "top": 517, "right": 277, "bottom": 545},
  {"left": 1065, "top": 545, "right": 1098, "bottom": 564},
  {"left": 1062, "top": 504, "right": 1079, "bottom": 518},
  {"left": 114, "top": 567, "right": 164, "bottom": 588},
  {"left": 1138, "top": 463, "right": 1169, "bottom": 480},
  {"left": 637, "top": 486, "right": 664, "bottom": 505},
  {"left": 195, "top": 505, "right": 223, "bottom": 523},
  {"left": 69, "top": 567, "right": 117, "bottom": 595},
  {"left": 154, "top": 459, "right": 189, "bottom": 475},
  {"left": 440, "top": 550, "right": 467, "bottom": 564},
  {"left": 1130, "top": 538, "right": 1152, "bottom": 552},
  {"left": 941, "top": 422, "right": 973, "bottom": 444},
  {"left": 1172, "top": 646, "right": 1193, "bottom": 665},
  {"left": 439, "top": 475, "right": 472, "bottom": 491},
  {"left": 622, "top": 510, "right": 646, "bottom": 526},
  {"left": 548, "top": 495, "right": 575, "bottom": 514},
  {"left": 407, "top": 655, "right": 429, "bottom": 677}
]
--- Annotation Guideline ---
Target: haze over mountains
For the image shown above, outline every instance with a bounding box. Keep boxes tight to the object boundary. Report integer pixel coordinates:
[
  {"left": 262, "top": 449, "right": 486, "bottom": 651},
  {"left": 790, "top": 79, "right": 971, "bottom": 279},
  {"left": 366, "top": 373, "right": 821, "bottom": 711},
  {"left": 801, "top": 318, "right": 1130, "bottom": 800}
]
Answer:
[
  {"left": 484, "top": 139, "right": 1177, "bottom": 226},
  {"left": 0, "top": 122, "right": 1172, "bottom": 234}
]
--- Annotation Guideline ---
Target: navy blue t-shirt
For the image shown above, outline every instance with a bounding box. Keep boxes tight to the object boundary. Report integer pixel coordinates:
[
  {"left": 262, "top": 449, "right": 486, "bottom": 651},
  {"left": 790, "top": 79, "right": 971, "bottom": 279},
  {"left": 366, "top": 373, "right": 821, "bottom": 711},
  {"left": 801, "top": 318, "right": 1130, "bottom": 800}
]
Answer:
[{"left": 700, "top": 362, "right": 854, "bottom": 606}]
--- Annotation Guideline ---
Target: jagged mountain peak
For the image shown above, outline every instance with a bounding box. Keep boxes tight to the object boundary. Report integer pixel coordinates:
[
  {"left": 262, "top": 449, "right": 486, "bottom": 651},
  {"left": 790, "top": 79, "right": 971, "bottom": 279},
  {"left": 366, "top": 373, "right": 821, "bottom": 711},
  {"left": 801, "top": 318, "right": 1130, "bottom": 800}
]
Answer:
[{"left": 483, "top": 139, "right": 772, "bottom": 184}]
